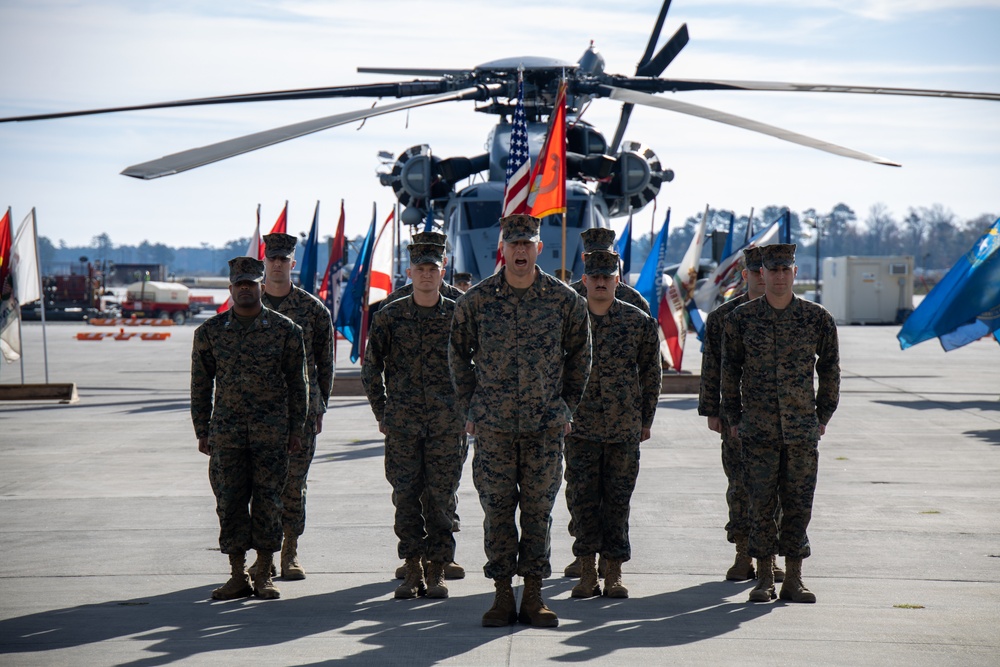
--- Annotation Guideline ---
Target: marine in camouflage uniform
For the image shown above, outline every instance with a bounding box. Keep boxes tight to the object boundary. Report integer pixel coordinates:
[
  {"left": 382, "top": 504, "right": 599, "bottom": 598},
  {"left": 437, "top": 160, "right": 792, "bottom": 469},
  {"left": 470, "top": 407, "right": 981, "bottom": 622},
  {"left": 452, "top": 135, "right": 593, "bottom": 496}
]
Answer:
[
  {"left": 698, "top": 246, "right": 778, "bottom": 582},
  {"left": 453, "top": 272, "right": 474, "bottom": 292},
  {"left": 449, "top": 214, "right": 592, "bottom": 628},
  {"left": 564, "top": 250, "right": 660, "bottom": 601},
  {"left": 382, "top": 231, "right": 468, "bottom": 582},
  {"left": 568, "top": 227, "right": 651, "bottom": 315},
  {"left": 721, "top": 243, "right": 840, "bottom": 604},
  {"left": 191, "top": 256, "right": 308, "bottom": 601},
  {"left": 563, "top": 227, "right": 649, "bottom": 580},
  {"left": 257, "top": 233, "right": 334, "bottom": 581},
  {"left": 362, "top": 242, "right": 468, "bottom": 600}
]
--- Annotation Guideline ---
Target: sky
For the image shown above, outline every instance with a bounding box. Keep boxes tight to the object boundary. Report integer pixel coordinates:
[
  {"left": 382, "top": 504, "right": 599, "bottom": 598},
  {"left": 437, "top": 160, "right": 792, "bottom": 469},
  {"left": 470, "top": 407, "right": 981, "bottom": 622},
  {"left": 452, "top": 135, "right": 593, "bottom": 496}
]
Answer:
[{"left": 1, "top": 0, "right": 998, "bottom": 249}]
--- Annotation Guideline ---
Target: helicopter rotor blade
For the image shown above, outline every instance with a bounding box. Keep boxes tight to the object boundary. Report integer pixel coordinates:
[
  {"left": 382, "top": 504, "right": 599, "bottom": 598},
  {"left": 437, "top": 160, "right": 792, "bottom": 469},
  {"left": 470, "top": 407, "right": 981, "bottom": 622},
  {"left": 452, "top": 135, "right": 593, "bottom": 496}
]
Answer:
[
  {"left": 637, "top": 0, "right": 673, "bottom": 70},
  {"left": 608, "top": 77, "right": 1000, "bottom": 101},
  {"left": 0, "top": 80, "right": 456, "bottom": 124},
  {"left": 635, "top": 24, "right": 689, "bottom": 78},
  {"left": 610, "top": 6, "right": 687, "bottom": 154},
  {"left": 358, "top": 67, "right": 472, "bottom": 77},
  {"left": 604, "top": 85, "right": 901, "bottom": 167},
  {"left": 121, "top": 84, "right": 502, "bottom": 180}
]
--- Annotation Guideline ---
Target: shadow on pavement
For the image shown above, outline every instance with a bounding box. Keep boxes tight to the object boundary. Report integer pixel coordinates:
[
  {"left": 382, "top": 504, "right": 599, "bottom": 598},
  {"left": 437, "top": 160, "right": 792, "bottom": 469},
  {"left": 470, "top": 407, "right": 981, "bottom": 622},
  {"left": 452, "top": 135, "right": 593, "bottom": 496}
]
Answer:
[
  {"left": 0, "top": 577, "right": 773, "bottom": 666},
  {"left": 964, "top": 429, "right": 1000, "bottom": 445},
  {"left": 874, "top": 399, "right": 1000, "bottom": 411}
]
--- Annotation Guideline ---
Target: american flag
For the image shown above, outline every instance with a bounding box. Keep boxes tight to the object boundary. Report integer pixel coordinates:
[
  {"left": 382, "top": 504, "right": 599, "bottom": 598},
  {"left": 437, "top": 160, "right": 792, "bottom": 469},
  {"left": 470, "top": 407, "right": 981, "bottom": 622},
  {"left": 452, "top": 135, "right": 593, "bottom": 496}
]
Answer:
[
  {"left": 496, "top": 71, "right": 531, "bottom": 272},
  {"left": 502, "top": 72, "right": 531, "bottom": 216}
]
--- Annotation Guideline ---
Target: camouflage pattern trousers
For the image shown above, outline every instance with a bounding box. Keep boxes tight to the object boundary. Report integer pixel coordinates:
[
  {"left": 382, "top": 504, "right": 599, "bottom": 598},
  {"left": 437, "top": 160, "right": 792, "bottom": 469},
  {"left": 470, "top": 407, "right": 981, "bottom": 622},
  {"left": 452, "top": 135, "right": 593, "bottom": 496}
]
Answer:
[
  {"left": 209, "top": 445, "right": 289, "bottom": 554},
  {"left": 473, "top": 425, "right": 564, "bottom": 579},
  {"left": 281, "top": 416, "right": 318, "bottom": 536},
  {"left": 742, "top": 435, "right": 818, "bottom": 560},
  {"left": 384, "top": 431, "right": 465, "bottom": 563},
  {"left": 564, "top": 436, "right": 640, "bottom": 562},
  {"left": 419, "top": 434, "right": 470, "bottom": 534},
  {"left": 720, "top": 419, "right": 751, "bottom": 543}
]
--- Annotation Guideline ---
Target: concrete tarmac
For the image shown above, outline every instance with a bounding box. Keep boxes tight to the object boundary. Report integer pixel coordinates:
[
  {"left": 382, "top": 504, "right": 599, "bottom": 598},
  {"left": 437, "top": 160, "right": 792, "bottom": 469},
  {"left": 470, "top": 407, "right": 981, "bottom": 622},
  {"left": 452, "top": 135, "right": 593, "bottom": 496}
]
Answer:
[{"left": 1, "top": 319, "right": 998, "bottom": 666}]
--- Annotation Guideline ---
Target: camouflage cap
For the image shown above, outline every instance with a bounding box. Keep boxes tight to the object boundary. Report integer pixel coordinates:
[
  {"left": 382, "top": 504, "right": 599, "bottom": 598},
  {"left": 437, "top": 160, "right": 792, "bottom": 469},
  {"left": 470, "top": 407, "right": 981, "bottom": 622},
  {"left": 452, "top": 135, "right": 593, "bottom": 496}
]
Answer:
[
  {"left": 500, "top": 214, "right": 541, "bottom": 242},
  {"left": 583, "top": 250, "right": 621, "bottom": 276},
  {"left": 743, "top": 246, "right": 764, "bottom": 271},
  {"left": 228, "top": 256, "right": 265, "bottom": 284},
  {"left": 760, "top": 243, "right": 797, "bottom": 269},
  {"left": 555, "top": 268, "right": 573, "bottom": 282},
  {"left": 263, "top": 233, "right": 297, "bottom": 258},
  {"left": 453, "top": 272, "right": 473, "bottom": 283},
  {"left": 412, "top": 231, "right": 447, "bottom": 247},
  {"left": 407, "top": 243, "right": 445, "bottom": 266},
  {"left": 580, "top": 227, "right": 617, "bottom": 253}
]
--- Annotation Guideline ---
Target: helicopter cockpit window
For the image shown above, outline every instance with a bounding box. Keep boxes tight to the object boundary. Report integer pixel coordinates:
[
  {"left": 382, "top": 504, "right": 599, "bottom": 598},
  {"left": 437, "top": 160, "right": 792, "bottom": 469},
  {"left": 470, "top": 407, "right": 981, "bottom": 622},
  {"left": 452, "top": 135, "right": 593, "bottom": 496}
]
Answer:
[
  {"left": 462, "top": 201, "right": 504, "bottom": 230},
  {"left": 541, "top": 200, "right": 587, "bottom": 228}
]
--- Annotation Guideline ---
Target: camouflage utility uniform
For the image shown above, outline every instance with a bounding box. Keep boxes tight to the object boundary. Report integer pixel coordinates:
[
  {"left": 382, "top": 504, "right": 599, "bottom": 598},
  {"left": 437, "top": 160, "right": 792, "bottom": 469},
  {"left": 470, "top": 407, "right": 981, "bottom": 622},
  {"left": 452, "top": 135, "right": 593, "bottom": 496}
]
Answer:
[
  {"left": 570, "top": 280, "right": 651, "bottom": 315},
  {"left": 721, "top": 296, "right": 840, "bottom": 561},
  {"left": 566, "top": 298, "right": 660, "bottom": 562},
  {"left": 362, "top": 295, "right": 467, "bottom": 565},
  {"left": 191, "top": 308, "right": 308, "bottom": 555},
  {"left": 449, "top": 268, "right": 592, "bottom": 579},
  {"left": 698, "top": 292, "right": 750, "bottom": 543},
  {"left": 262, "top": 286, "right": 334, "bottom": 537}
]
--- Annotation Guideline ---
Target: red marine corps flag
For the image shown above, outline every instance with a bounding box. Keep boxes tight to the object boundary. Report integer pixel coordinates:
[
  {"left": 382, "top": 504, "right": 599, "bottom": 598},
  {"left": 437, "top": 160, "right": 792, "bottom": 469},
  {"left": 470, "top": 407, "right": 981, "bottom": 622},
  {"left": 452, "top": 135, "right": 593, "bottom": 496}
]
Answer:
[{"left": 528, "top": 81, "right": 567, "bottom": 220}]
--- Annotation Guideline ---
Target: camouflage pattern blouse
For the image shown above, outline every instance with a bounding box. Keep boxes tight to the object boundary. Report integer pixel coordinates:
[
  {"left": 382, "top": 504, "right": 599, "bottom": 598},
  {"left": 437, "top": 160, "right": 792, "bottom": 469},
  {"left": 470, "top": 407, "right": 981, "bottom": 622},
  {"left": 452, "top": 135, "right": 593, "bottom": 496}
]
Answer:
[
  {"left": 573, "top": 299, "right": 661, "bottom": 443},
  {"left": 263, "top": 285, "right": 334, "bottom": 417},
  {"left": 698, "top": 293, "right": 749, "bottom": 419},
  {"left": 721, "top": 296, "right": 840, "bottom": 438},
  {"left": 361, "top": 295, "right": 465, "bottom": 436},
  {"left": 570, "top": 279, "right": 651, "bottom": 315},
  {"left": 449, "top": 268, "right": 592, "bottom": 433},
  {"left": 191, "top": 307, "right": 308, "bottom": 446}
]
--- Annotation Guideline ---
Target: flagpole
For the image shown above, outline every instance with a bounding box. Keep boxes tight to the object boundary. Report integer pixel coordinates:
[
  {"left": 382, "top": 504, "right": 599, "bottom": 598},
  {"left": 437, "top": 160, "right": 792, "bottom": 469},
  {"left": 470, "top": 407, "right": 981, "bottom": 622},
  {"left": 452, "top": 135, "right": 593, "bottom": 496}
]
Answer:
[{"left": 32, "top": 209, "right": 49, "bottom": 384}]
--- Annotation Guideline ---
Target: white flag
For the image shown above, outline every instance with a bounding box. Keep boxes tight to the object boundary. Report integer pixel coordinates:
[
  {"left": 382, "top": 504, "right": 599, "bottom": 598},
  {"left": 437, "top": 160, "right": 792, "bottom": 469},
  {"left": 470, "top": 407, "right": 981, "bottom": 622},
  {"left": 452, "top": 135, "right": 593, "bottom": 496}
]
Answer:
[
  {"left": 12, "top": 210, "right": 41, "bottom": 306},
  {"left": 0, "top": 296, "right": 19, "bottom": 363},
  {"left": 367, "top": 216, "right": 394, "bottom": 305}
]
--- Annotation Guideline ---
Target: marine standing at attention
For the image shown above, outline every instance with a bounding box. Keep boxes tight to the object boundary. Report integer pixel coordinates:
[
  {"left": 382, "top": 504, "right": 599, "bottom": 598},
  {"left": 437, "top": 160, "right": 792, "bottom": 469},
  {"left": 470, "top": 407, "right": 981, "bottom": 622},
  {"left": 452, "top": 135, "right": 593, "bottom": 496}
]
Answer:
[
  {"left": 362, "top": 242, "right": 469, "bottom": 601},
  {"left": 698, "top": 246, "right": 782, "bottom": 583},
  {"left": 722, "top": 243, "right": 840, "bottom": 604},
  {"left": 563, "top": 225, "right": 650, "bottom": 580},
  {"left": 191, "top": 256, "right": 308, "bottom": 601},
  {"left": 564, "top": 249, "right": 660, "bottom": 601},
  {"left": 449, "top": 213, "right": 592, "bottom": 628},
  {"left": 383, "top": 230, "right": 468, "bottom": 583},
  {"left": 245, "top": 233, "right": 334, "bottom": 582}
]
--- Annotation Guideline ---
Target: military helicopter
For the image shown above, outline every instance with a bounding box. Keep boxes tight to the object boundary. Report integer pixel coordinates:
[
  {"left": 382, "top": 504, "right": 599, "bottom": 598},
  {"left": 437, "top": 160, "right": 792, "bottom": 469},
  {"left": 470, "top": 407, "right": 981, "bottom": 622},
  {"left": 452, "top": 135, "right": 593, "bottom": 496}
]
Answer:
[{"left": 3, "top": 0, "right": 997, "bottom": 281}]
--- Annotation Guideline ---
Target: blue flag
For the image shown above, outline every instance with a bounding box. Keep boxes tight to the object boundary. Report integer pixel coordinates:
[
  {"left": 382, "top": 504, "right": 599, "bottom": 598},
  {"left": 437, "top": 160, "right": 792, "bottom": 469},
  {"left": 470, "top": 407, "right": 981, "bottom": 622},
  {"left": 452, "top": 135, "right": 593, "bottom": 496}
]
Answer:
[
  {"left": 335, "top": 206, "right": 378, "bottom": 362},
  {"left": 299, "top": 201, "right": 320, "bottom": 294},
  {"left": 720, "top": 212, "right": 736, "bottom": 260},
  {"left": 616, "top": 216, "right": 633, "bottom": 276},
  {"left": 898, "top": 217, "right": 1000, "bottom": 350},
  {"left": 635, "top": 208, "right": 670, "bottom": 320},
  {"left": 779, "top": 209, "right": 791, "bottom": 244}
]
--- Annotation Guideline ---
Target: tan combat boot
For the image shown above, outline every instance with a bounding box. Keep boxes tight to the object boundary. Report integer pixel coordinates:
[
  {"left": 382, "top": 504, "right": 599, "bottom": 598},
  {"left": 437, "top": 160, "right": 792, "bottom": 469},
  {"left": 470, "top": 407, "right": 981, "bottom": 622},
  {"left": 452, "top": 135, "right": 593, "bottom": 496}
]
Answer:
[
  {"left": 726, "top": 536, "right": 755, "bottom": 581},
  {"left": 211, "top": 552, "right": 254, "bottom": 600},
  {"left": 571, "top": 554, "right": 601, "bottom": 598},
  {"left": 394, "top": 556, "right": 425, "bottom": 599},
  {"left": 281, "top": 530, "right": 306, "bottom": 580},
  {"left": 602, "top": 559, "right": 629, "bottom": 599},
  {"left": 773, "top": 557, "right": 785, "bottom": 583},
  {"left": 779, "top": 558, "right": 816, "bottom": 603},
  {"left": 748, "top": 555, "right": 776, "bottom": 602},
  {"left": 443, "top": 561, "right": 466, "bottom": 579},
  {"left": 251, "top": 550, "right": 281, "bottom": 599},
  {"left": 482, "top": 578, "right": 517, "bottom": 627},
  {"left": 425, "top": 561, "right": 449, "bottom": 599},
  {"left": 563, "top": 557, "right": 581, "bottom": 578},
  {"left": 247, "top": 552, "right": 277, "bottom": 578},
  {"left": 518, "top": 575, "right": 559, "bottom": 627},
  {"left": 394, "top": 561, "right": 407, "bottom": 579}
]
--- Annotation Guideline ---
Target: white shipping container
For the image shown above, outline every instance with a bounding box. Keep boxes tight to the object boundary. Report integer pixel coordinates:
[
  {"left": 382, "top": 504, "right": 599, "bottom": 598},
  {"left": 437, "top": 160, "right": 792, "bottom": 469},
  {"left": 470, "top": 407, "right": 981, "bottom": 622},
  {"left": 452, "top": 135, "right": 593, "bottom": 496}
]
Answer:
[{"left": 821, "top": 256, "right": 914, "bottom": 325}]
